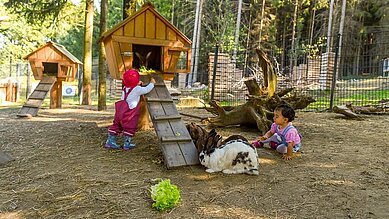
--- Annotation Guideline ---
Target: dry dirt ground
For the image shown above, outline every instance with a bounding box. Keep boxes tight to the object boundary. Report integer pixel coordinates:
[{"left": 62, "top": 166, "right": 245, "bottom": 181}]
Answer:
[{"left": 0, "top": 104, "right": 388, "bottom": 219}]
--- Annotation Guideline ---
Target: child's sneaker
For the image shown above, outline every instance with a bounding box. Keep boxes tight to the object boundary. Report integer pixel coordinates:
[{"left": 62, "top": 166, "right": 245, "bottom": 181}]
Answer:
[
  {"left": 269, "top": 141, "right": 278, "bottom": 150},
  {"left": 252, "top": 140, "right": 264, "bottom": 148},
  {"left": 105, "top": 134, "right": 121, "bottom": 149}
]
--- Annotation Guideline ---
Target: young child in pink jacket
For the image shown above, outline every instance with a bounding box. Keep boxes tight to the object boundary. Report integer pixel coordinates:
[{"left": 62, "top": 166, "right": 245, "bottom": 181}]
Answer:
[{"left": 252, "top": 104, "right": 302, "bottom": 160}]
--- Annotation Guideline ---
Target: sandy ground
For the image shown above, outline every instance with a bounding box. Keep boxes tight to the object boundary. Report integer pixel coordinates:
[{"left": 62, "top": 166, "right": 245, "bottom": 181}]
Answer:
[{"left": 0, "top": 104, "right": 388, "bottom": 219}]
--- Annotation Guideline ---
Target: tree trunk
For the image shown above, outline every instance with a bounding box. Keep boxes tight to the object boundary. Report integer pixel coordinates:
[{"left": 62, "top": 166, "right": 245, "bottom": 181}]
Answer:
[
  {"left": 288, "top": 0, "right": 298, "bottom": 78},
  {"left": 82, "top": 0, "right": 93, "bottom": 105},
  {"left": 98, "top": 0, "right": 108, "bottom": 111},
  {"left": 256, "top": 48, "right": 277, "bottom": 97}
]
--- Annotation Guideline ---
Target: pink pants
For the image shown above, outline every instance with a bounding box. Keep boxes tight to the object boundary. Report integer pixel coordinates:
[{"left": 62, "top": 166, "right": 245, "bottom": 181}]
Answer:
[{"left": 108, "top": 100, "right": 140, "bottom": 137}]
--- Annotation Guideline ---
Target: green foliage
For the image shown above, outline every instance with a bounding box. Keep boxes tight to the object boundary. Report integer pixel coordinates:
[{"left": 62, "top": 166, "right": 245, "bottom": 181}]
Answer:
[
  {"left": 4, "top": 0, "right": 68, "bottom": 26},
  {"left": 139, "top": 65, "right": 156, "bottom": 74},
  {"left": 0, "top": 0, "right": 84, "bottom": 63},
  {"left": 150, "top": 179, "right": 181, "bottom": 211},
  {"left": 301, "top": 37, "right": 326, "bottom": 58}
]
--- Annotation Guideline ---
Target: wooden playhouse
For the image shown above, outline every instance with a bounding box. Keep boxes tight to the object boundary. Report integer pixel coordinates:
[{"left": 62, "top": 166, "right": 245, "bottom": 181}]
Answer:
[
  {"left": 101, "top": 2, "right": 198, "bottom": 168},
  {"left": 18, "top": 42, "right": 82, "bottom": 116},
  {"left": 100, "top": 2, "right": 192, "bottom": 81}
]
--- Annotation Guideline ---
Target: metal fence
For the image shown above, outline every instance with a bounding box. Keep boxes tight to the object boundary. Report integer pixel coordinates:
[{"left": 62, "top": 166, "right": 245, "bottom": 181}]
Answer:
[
  {"left": 182, "top": 32, "right": 389, "bottom": 111},
  {"left": 0, "top": 61, "right": 116, "bottom": 101},
  {"left": 2, "top": 31, "right": 388, "bottom": 111}
]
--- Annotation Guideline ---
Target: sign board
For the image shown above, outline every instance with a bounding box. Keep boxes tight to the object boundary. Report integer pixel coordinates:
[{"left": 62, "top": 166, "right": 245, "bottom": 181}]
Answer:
[{"left": 63, "top": 86, "right": 77, "bottom": 96}]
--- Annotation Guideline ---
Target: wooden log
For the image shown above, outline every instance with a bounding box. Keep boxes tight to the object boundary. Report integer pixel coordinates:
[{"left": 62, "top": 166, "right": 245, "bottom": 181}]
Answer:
[{"left": 333, "top": 105, "right": 362, "bottom": 120}]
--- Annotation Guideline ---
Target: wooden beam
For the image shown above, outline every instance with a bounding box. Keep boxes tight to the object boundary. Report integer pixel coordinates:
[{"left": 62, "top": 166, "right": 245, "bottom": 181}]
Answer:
[
  {"left": 161, "top": 136, "right": 192, "bottom": 143},
  {"left": 112, "top": 35, "right": 190, "bottom": 49},
  {"left": 153, "top": 115, "right": 181, "bottom": 121},
  {"left": 146, "top": 97, "right": 173, "bottom": 103}
]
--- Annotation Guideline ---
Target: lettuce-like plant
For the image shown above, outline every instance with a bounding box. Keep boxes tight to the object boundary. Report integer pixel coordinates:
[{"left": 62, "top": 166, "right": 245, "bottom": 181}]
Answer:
[{"left": 150, "top": 179, "right": 181, "bottom": 211}]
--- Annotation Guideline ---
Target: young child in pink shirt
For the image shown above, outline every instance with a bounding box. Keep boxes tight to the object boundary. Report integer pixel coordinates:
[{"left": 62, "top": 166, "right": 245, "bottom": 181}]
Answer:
[
  {"left": 105, "top": 69, "right": 155, "bottom": 150},
  {"left": 252, "top": 104, "right": 301, "bottom": 160}
]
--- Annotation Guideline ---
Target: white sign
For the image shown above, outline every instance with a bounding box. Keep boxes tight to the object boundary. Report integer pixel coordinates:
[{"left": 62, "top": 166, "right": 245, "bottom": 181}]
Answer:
[{"left": 63, "top": 86, "right": 77, "bottom": 96}]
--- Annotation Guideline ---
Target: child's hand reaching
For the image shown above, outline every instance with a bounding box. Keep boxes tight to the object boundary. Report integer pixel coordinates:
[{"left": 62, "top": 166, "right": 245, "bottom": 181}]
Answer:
[
  {"left": 282, "top": 154, "right": 292, "bottom": 161},
  {"left": 150, "top": 77, "right": 156, "bottom": 84},
  {"left": 258, "top": 136, "right": 267, "bottom": 141}
]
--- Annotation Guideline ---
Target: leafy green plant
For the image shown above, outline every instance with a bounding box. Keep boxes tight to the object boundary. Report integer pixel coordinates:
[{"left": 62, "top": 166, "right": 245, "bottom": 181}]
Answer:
[
  {"left": 150, "top": 179, "right": 181, "bottom": 211},
  {"left": 139, "top": 66, "right": 156, "bottom": 74}
]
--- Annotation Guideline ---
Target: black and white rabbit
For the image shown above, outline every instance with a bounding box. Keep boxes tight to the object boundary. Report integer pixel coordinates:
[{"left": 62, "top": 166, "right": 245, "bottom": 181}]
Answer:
[{"left": 199, "top": 139, "right": 259, "bottom": 175}]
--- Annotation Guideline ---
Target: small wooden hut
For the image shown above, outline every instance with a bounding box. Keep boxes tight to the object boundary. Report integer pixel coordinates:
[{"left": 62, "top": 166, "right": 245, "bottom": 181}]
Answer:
[
  {"left": 23, "top": 41, "right": 82, "bottom": 109},
  {"left": 100, "top": 2, "right": 192, "bottom": 81}
]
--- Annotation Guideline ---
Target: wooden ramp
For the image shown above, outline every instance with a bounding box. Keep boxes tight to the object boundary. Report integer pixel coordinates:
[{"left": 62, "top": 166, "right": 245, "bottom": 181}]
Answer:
[
  {"left": 17, "top": 76, "right": 56, "bottom": 117},
  {"left": 144, "top": 74, "right": 199, "bottom": 168}
]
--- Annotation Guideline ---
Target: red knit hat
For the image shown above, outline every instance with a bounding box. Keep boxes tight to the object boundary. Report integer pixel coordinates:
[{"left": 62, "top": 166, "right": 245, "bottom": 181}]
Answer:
[{"left": 122, "top": 69, "right": 140, "bottom": 88}]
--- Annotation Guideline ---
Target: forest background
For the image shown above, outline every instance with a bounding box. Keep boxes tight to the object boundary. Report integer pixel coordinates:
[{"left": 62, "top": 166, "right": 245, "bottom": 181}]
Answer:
[{"left": 0, "top": 0, "right": 388, "bottom": 108}]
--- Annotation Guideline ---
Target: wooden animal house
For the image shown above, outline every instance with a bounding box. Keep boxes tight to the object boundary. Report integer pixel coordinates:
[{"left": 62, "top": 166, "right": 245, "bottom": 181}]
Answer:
[
  {"left": 100, "top": 2, "right": 192, "bottom": 81},
  {"left": 18, "top": 42, "right": 82, "bottom": 117}
]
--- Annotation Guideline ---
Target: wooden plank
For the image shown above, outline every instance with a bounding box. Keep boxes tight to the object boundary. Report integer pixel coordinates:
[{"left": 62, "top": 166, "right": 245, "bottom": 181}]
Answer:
[
  {"left": 29, "top": 91, "right": 47, "bottom": 99},
  {"left": 28, "top": 107, "right": 39, "bottom": 116},
  {"left": 153, "top": 115, "right": 181, "bottom": 121},
  {"left": 152, "top": 78, "right": 198, "bottom": 166},
  {"left": 112, "top": 41, "right": 125, "bottom": 74},
  {"left": 154, "top": 83, "right": 166, "bottom": 87},
  {"left": 111, "top": 35, "right": 190, "bottom": 49},
  {"left": 146, "top": 97, "right": 173, "bottom": 103},
  {"left": 34, "top": 84, "right": 52, "bottom": 92},
  {"left": 160, "top": 142, "right": 187, "bottom": 168},
  {"left": 123, "top": 19, "right": 135, "bottom": 37},
  {"left": 167, "top": 119, "right": 198, "bottom": 165},
  {"left": 146, "top": 83, "right": 187, "bottom": 167},
  {"left": 144, "top": 74, "right": 199, "bottom": 167},
  {"left": 40, "top": 76, "right": 56, "bottom": 83},
  {"left": 25, "top": 99, "right": 43, "bottom": 108},
  {"left": 148, "top": 102, "right": 186, "bottom": 167},
  {"left": 134, "top": 12, "right": 145, "bottom": 37},
  {"left": 161, "top": 136, "right": 192, "bottom": 142},
  {"left": 18, "top": 107, "right": 30, "bottom": 115},
  {"left": 119, "top": 42, "right": 132, "bottom": 70},
  {"left": 155, "top": 18, "right": 166, "bottom": 40},
  {"left": 145, "top": 10, "right": 156, "bottom": 39},
  {"left": 166, "top": 27, "right": 176, "bottom": 41},
  {"left": 17, "top": 107, "right": 39, "bottom": 117},
  {"left": 18, "top": 76, "right": 55, "bottom": 117}
]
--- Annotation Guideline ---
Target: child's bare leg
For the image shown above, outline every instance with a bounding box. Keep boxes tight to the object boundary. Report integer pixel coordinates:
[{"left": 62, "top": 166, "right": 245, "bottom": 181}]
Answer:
[{"left": 276, "top": 144, "right": 287, "bottom": 154}]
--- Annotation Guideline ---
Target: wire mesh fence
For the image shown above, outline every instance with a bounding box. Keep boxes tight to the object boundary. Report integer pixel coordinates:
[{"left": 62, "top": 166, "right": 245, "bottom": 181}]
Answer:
[
  {"left": 2, "top": 30, "right": 388, "bottom": 111},
  {"left": 182, "top": 32, "right": 389, "bottom": 111}
]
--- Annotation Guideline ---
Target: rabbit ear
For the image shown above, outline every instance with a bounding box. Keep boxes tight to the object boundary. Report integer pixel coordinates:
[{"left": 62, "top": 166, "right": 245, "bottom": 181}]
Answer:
[
  {"left": 145, "top": 51, "right": 152, "bottom": 67},
  {"left": 146, "top": 51, "right": 152, "bottom": 59},
  {"left": 135, "top": 52, "right": 145, "bottom": 64}
]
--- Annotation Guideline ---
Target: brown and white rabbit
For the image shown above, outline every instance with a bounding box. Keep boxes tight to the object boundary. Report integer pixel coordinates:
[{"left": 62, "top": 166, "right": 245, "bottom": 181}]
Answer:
[{"left": 199, "top": 139, "right": 259, "bottom": 175}]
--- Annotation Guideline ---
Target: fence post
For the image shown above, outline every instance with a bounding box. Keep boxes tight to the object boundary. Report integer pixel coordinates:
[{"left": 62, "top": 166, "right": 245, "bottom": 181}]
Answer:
[
  {"left": 211, "top": 45, "right": 219, "bottom": 101},
  {"left": 329, "top": 34, "right": 341, "bottom": 110},
  {"left": 26, "top": 63, "right": 31, "bottom": 99}
]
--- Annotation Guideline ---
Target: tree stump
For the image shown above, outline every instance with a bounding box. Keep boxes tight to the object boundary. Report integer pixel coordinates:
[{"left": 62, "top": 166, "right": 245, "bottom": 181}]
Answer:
[{"left": 206, "top": 78, "right": 315, "bottom": 133}]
